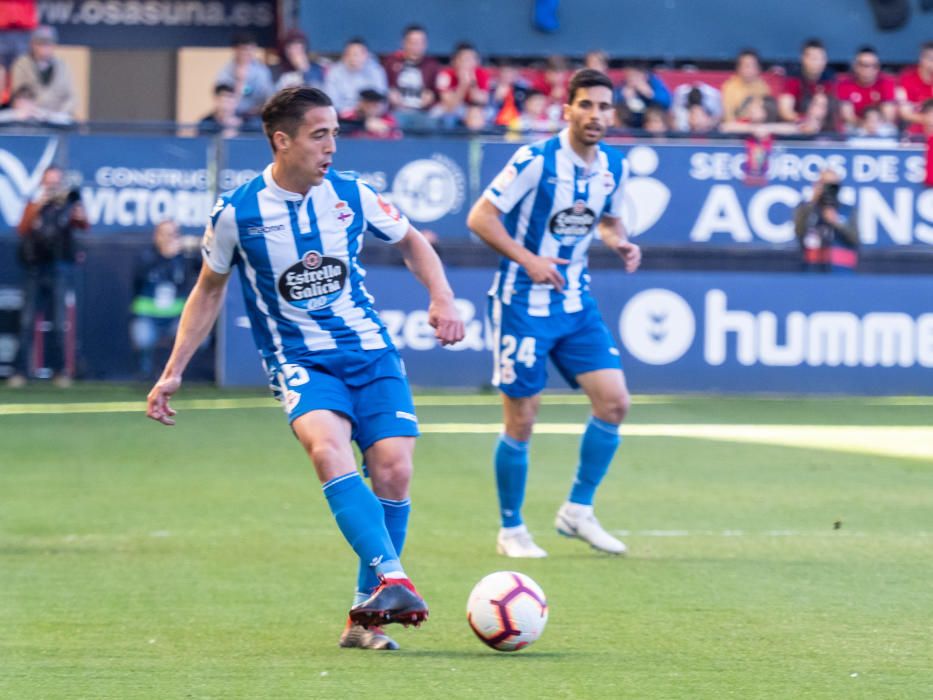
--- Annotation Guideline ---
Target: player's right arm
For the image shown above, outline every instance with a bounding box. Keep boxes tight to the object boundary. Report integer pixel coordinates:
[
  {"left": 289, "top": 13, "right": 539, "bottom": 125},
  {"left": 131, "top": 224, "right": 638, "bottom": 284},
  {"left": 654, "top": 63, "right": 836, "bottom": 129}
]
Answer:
[
  {"left": 147, "top": 198, "right": 236, "bottom": 426},
  {"left": 466, "top": 148, "right": 568, "bottom": 291}
]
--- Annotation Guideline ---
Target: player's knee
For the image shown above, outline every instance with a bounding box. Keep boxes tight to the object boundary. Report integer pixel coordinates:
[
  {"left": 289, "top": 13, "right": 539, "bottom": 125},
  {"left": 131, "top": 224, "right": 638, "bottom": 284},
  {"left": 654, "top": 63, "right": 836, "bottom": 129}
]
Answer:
[
  {"left": 369, "top": 451, "right": 413, "bottom": 497},
  {"left": 596, "top": 393, "right": 629, "bottom": 425},
  {"left": 505, "top": 417, "right": 535, "bottom": 442},
  {"left": 307, "top": 441, "right": 346, "bottom": 472}
]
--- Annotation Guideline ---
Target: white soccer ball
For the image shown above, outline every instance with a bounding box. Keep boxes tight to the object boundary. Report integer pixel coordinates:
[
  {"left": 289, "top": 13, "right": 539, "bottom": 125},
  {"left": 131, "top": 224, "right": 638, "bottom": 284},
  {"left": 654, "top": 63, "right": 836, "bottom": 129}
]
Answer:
[{"left": 466, "top": 571, "right": 548, "bottom": 652}]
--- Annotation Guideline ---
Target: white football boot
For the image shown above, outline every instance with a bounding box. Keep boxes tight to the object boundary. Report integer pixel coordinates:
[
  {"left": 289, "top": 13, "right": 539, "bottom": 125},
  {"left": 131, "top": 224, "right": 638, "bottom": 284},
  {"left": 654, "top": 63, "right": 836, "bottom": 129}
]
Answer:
[
  {"left": 555, "top": 502, "right": 627, "bottom": 555},
  {"left": 496, "top": 524, "right": 548, "bottom": 558}
]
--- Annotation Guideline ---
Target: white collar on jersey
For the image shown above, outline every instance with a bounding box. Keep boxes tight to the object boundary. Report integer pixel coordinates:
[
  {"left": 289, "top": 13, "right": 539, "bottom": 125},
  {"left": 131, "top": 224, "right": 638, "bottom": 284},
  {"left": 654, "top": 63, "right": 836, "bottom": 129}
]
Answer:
[
  {"left": 558, "top": 128, "right": 602, "bottom": 171},
  {"left": 262, "top": 164, "right": 307, "bottom": 201}
]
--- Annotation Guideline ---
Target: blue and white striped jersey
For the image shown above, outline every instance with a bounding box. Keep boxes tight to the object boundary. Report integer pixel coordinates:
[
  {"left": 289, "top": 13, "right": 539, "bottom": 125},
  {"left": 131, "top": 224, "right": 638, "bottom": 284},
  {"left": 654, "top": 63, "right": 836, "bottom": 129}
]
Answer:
[
  {"left": 484, "top": 128, "right": 628, "bottom": 317},
  {"left": 202, "top": 164, "right": 410, "bottom": 369}
]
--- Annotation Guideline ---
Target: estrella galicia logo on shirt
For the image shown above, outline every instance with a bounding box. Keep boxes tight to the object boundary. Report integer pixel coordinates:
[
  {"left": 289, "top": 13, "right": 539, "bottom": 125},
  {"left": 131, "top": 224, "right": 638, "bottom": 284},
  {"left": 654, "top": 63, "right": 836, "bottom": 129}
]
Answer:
[
  {"left": 549, "top": 199, "right": 596, "bottom": 242},
  {"left": 277, "top": 251, "right": 348, "bottom": 311}
]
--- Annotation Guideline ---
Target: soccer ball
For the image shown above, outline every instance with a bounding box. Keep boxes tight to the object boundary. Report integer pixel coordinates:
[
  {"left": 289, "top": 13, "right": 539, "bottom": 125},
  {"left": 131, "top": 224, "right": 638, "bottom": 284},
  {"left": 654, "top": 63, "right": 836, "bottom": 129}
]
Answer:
[{"left": 466, "top": 571, "right": 548, "bottom": 652}]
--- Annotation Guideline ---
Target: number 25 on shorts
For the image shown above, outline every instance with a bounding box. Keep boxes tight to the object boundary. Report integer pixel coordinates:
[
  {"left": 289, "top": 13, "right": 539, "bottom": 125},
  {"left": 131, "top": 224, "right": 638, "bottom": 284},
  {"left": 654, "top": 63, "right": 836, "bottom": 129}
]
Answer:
[{"left": 499, "top": 335, "right": 536, "bottom": 385}]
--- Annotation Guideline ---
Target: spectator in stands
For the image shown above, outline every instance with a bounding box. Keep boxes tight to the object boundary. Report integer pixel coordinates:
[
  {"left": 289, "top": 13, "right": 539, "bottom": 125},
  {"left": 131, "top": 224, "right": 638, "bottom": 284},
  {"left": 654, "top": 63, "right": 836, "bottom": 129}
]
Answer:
[
  {"left": 198, "top": 83, "right": 248, "bottom": 137},
  {"left": 836, "top": 46, "right": 896, "bottom": 132},
  {"left": 8, "top": 165, "right": 87, "bottom": 388},
  {"left": 0, "top": 0, "right": 36, "bottom": 70},
  {"left": 130, "top": 220, "right": 200, "bottom": 380},
  {"left": 672, "top": 83, "right": 721, "bottom": 132},
  {"left": 0, "top": 64, "right": 7, "bottom": 106},
  {"left": 272, "top": 29, "right": 326, "bottom": 91},
  {"left": 339, "top": 89, "right": 400, "bottom": 139},
  {"left": 324, "top": 37, "right": 388, "bottom": 114},
  {"left": 584, "top": 50, "right": 609, "bottom": 73},
  {"left": 721, "top": 94, "right": 798, "bottom": 136},
  {"left": 641, "top": 105, "right": 669, "bottom": 135},
  {"left": 614, "top": 61, "right": 671, "bottom": 129},
  {"left": 779, "top": 38, "right": 835, "bottom": 123},
  {"left": 462, "top": 104, "right": 489, "bottom": 132},
  {"left": 920, "top": 98, "right": 933, "bottom": 139},
  {"left": 216, "top": 33, "right": 274, "bottom": 119},
  {"left": 383, "top": 24, "right": 440, "bottom": 131},
  {"left": 492, "top": 61, "right": 534, "bottom": 128},
  {"left": 797, "top": 92, "right": 837, "bottom": 135},
  {"left": 434, "top": 41, "right": 490, "bottom": 130},
  {"left": 10, "top": 26, "right": 76, "bottom": 119},
  {"left": 850, "top": 104, "right": 897, "bottom": 141},
  {"left": 685, "top": 103, "right": 716, "bottom": 135},
  {"left": 0, "top": 85, "right": 70, "bottom": 125},
  {"left": 897, "top": 42, "right": 933, "bottom": 136},
  {"left": 721, "top": 49, "right": 773, "bottom": 122},
  {"left": 794, "top": 168, "right": 859, "bottom": 273},
  {"left": 539, "top": 54, "right": 571, "bottom": 106},
  {"left": 514, "top": 88, "right": 561, "bottom": 134}
]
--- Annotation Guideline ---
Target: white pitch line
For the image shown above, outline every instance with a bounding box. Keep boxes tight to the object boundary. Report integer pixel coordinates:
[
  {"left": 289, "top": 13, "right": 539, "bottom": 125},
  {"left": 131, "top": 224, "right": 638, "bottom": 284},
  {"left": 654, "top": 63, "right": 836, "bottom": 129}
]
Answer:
[
  {"left": 1, "top": 400, "right": 931, "bottom": 461},
  {"left": 419, "top": 423, "right": 933, "bottom": 462},
  {"left": 612, "top": 530, "right": 861, "bottom": 537},
  {"left": 0, "top": 393, "right": 676, "bottom": 415}
]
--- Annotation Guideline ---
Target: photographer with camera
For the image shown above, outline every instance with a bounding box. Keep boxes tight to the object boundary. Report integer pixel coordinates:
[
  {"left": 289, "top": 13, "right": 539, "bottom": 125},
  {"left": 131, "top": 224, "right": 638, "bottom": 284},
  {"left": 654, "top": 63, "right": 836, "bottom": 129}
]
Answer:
[
  {"left": 8, "top": 165, "right": 88, "bottom": 388},
  {"left": 794, "top": 169, "right": 859, "bottom": 273}
]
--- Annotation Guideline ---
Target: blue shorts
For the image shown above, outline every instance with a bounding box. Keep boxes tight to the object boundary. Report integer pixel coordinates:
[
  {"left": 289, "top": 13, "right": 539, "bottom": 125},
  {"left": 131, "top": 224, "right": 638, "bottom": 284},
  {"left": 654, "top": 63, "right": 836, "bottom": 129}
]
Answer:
[
  {"left": 488, "top": 296, "right": 622, "bottom": 398},
  {"left": 269, "top": 348, "right": 419, "bottom": 452}
]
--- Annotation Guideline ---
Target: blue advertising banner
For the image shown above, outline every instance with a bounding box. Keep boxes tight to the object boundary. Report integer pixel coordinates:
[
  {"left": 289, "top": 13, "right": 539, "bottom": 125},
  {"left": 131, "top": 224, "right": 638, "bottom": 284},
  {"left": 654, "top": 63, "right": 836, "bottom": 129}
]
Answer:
[
  {"left": 38, "top": 0, "right": 276, "bottom": 48},
  {"left": 219, "top": 268, "right": 933, "bottom": 395},
  {"left": 481, "top": 140, "right": 933, "bottom": 248},
  {"left": 0, "top": 135, "right": 61, "bottom": 233},
  {"left": 68, "top": 135, "right": 213, "bottom": 234},
  {"left": 224, "top": 137, "right": 472, "bottom": 237}
]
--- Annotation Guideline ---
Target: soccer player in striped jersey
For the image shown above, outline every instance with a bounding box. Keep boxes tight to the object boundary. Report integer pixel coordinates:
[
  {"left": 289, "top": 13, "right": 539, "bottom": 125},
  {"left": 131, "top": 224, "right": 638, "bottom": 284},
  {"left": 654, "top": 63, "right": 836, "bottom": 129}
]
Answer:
[
  {"left": 146, "top": 87, "right": 464, "bottom": 649},
  {"left": 467, "top": 69, "right": 641, "bottom": 558}
]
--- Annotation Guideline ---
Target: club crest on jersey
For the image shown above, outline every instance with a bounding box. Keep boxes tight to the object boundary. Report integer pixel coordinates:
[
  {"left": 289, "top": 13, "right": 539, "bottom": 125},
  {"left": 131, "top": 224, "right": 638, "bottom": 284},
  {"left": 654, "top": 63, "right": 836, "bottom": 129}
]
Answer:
[
  {"left": 278, "top": 252, "right": 348, "bottom": 310},
  {"left": 333, "top": 200, "right": 354, "bottom": 227},
  {"left": 549, "top": 199, "right": 596, "bottom": 242}
]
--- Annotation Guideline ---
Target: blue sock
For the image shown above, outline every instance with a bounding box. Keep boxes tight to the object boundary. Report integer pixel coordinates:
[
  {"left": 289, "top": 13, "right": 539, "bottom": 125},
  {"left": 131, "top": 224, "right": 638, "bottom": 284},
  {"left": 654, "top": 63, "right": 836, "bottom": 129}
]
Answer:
[
  {"left": 356, "top": 497, "right": 411, "bottom": 603},
  {"left": 568, "top": 416, "right": 621, "bottom": 506},
  {"left": 495, "top": 434, "right": 529, "bottom": 528},
  {"left": 322, "top": 472, "right": 403, "bottom": 588}
]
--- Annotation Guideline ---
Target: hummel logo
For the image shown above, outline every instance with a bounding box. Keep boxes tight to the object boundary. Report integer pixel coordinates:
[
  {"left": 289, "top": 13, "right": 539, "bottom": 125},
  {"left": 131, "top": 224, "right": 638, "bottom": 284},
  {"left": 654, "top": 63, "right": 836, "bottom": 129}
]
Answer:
[{"left": 369, "top": 555, "right": 384, "bottom": 568}]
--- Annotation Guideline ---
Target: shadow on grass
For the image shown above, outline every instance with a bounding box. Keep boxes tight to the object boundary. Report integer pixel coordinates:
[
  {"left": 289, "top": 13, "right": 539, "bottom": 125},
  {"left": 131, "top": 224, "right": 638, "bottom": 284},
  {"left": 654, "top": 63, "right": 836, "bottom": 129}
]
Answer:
[{"left": 394, "top": 649, "right": 577, "bottom": 659}]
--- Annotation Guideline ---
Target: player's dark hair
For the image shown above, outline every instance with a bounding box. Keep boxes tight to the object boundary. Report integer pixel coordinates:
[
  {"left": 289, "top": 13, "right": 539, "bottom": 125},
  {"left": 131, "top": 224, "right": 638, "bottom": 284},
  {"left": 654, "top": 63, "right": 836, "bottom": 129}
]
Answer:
[
  {"left": 802, "top": 38, "right": 825, "bottom": 52},
  {"left": 231, "top": 32, "right": 257, "bottom": 48},
  {"left": 453, "top": 41, "right": 476, "bottom": 57},
  {"left": 261, "top": 87, "right": 333, "bottom": 152},
  {"left": 567, "top": 68, "right": 613, "bottom": 104}
]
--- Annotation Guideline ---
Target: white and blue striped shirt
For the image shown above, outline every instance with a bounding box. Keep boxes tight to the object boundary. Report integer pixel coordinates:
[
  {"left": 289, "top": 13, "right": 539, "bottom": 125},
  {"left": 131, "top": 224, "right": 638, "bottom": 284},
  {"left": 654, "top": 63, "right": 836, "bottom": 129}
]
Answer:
[
  {"left": 202, "top": 164, "right": 410, "bottom": 369},
  {"left": 484, "top": 129, "right": 628, "bottom": 317}
]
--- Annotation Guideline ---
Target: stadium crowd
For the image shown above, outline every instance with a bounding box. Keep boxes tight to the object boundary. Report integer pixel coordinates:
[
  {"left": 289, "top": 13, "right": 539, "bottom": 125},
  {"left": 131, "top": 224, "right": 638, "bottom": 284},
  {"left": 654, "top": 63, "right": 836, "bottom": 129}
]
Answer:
[{"left": 1, "top": 16, "right": 933, "bottom": 141}]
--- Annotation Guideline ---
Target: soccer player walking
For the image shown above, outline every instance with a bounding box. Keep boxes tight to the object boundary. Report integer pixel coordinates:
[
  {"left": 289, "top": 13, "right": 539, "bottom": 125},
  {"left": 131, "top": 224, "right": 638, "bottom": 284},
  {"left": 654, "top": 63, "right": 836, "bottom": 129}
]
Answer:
[
  {"left": 147, "top": 87, "right": 464, "bottom": 649},
  {"left": 467, "top": 69, "right": 641, "bottom": 558}
]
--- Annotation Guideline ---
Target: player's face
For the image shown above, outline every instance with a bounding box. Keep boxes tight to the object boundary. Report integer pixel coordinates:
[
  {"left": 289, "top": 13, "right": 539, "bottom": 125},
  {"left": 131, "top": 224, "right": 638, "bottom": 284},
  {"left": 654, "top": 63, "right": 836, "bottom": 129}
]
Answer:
[
  {"left": 801, "top": 47, "right": 826, "bottom": 78},
  {"left": 564, "top": 85, "right": 614, "bottom": 146},
  {"left": 853, "top": 52, "right": 879, "bottom": 83},
  {"left": 279, "top": 105, "right": 339, "bottom": 187}
]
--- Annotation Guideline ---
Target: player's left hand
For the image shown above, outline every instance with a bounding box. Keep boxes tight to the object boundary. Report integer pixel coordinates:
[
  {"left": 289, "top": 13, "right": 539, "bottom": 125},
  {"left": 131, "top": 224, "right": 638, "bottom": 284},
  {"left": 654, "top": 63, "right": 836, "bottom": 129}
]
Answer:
[
  {"left": 428, "top": 296, "right": 466, "bottom": 346},
  {"left": 616, "top": 240, "right": 642, "bottom": 273},
  {"left": 147, "top": 375, "right": 181, "bottom": 426}
]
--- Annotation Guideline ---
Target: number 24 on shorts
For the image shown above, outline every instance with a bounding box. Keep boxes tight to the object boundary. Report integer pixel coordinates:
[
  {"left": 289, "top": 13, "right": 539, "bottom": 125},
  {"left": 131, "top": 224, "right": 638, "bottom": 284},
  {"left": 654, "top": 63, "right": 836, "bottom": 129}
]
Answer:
[{"left": 499, "top": 335, "right": 536, "bottom": 385}]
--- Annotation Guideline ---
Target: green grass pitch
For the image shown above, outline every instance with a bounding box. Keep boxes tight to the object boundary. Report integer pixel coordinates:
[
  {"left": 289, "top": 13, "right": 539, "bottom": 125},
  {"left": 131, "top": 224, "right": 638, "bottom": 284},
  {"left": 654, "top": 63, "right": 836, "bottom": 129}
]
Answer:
[{"left": 2, "top": 385, "right": 932, "bottom": 699}]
